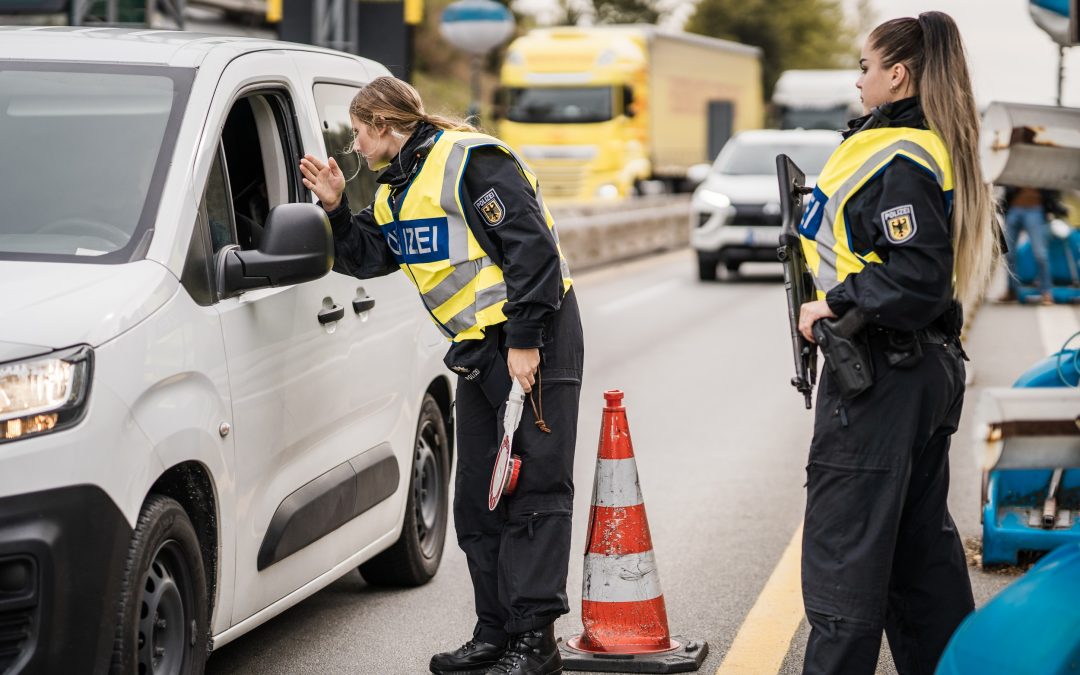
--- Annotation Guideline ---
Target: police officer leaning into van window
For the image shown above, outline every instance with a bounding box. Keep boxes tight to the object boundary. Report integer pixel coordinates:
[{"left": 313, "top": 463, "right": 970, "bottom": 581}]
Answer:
[
  {"left": 793, "top": 12, "right": 1000, "bottom": 675},
  {"left": 300, "top": 76, "right": 582, "bottom": 675}
]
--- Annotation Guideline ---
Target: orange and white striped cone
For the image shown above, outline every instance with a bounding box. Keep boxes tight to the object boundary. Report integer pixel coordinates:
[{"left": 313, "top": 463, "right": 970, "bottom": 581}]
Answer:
[{"left": 559, "top": 390, "right": 708, "bottom": 673}]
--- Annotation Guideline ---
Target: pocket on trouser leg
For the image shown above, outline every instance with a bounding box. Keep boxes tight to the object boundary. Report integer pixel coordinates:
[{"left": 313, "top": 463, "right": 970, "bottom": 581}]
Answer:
[
  {"left": 802, "top": 460, "right": 898, "bottom": 623},
  {"left": 499, "top": 510, "right": 573, "bottom": 632}
]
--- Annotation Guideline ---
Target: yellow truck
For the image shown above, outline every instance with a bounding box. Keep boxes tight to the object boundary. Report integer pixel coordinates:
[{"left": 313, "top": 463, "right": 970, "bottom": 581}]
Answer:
[{"left": 496, "top": 25, "right": 763, "bottom": 202}]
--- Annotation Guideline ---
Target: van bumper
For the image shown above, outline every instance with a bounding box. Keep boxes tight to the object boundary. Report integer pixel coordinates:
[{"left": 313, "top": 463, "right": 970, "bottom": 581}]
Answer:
[{"left": 0, "top": 485, "right": 131, "bottom": 675}]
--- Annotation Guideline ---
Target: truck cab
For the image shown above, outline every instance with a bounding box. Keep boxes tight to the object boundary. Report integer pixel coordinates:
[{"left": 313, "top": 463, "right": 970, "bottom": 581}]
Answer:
[{"left": 497, "top": 28, "right": 649, "bottom": 202}]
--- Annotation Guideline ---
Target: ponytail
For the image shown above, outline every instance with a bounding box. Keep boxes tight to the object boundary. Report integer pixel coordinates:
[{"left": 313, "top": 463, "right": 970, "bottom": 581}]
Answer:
[
  {"left": 350, "top": 76, "right": 477, "bottom": 134},
  {"left": 870, "top": 12, "right": 1000, "bottom": 304}
]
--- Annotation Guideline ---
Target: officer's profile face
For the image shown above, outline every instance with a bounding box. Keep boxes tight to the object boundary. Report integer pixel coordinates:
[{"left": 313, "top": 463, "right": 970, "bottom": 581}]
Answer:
[
  {"left": 350, "top": 116, "right": 389, "bottom": 164},
  {"left": 857, "top": 42, "right": 914, "bottom": 114}
]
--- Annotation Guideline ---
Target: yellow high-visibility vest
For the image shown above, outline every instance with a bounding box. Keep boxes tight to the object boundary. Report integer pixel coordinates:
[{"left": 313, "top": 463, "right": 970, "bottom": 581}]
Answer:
[
  {"left": 798, "top": 127, "right": 953, "bottom": 299},
  {"left": 373, "top": 130, "right": 573, "bottom": 342}
]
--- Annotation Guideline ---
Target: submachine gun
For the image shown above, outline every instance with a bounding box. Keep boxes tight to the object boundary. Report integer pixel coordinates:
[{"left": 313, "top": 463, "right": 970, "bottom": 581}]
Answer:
[
  {"left": 776, "top": 155, "right": 873, "bottom": 409},
  {"left": 775, "top": 155, "right": 817, "bottom": 409}
]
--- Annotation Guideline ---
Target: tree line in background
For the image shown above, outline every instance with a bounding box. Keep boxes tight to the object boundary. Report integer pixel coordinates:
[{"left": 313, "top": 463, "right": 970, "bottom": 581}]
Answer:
[{"left": 412, "top": 0, "right": 870, "bottom": 120}]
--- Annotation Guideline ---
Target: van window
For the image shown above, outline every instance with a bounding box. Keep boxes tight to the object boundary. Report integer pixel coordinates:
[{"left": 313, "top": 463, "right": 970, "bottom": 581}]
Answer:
[
  {"left": 205, "top": 145, "right": 236, "bottom": 253},
  {"left": 313, "top": 83, "right": 378, "bottom": 214},
  {"left": 0, "top": 63, "right": 192, "bottom": 263},
  {"left": 217, "top": 91, "right": 303, "bottom": 250}
]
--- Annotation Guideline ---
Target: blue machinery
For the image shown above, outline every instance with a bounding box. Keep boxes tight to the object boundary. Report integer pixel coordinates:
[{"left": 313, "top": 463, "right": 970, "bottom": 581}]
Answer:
[
  {"left": 981, "top": 344, "right": 1080, "bottom": 566},
  {"left": 937, "top": 346, "right": 1080, "bottom": 674}
]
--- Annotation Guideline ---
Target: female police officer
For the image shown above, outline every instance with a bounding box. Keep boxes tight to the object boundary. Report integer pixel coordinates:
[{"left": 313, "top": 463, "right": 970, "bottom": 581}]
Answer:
[
  {"left": 300, "top": 76, "right": 582, "bottom": 675},
  {"left": 794, "top": 12, "right": 999, "bottom": 675}
]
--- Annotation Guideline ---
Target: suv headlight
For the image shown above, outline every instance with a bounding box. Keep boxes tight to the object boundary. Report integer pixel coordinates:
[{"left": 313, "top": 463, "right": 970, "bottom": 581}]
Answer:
[
  {"left": 697, "top": 189, "right": 732, "bottom": 210},
  {"left": 0, "top": 346, "right": 92, "bottom": 443}
]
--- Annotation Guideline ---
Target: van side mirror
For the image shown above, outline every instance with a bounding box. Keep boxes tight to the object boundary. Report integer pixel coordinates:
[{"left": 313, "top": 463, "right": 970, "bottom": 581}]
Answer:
[
  {"left": 218, "top": 203, "right": 333, "bottom": 300},
  {"left": 623, "top": 85, "right": 636, "bottom": 118}
]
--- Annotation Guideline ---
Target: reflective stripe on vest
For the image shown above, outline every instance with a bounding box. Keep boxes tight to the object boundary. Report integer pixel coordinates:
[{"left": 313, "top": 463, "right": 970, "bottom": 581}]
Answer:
[
  {"left": 798, "top": 127, "right": 953, "bottom": 299},
  {"left": 373, "top": 130, "right": 573, "bottom": 341}
]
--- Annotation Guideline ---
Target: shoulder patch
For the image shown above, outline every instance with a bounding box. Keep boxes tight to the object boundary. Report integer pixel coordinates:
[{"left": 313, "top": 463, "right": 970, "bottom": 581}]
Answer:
[
  {"left": 473, "top": 188, "right": 506, "bottom": 227},
  {"left": 881, "top": 204, "right": 918, "bottom": 244}
]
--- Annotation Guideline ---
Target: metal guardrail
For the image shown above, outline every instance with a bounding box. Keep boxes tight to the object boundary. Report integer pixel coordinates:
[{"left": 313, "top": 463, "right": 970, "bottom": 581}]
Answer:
[{"left": 550, "top": 195, "right": 691, "bottom": 271}]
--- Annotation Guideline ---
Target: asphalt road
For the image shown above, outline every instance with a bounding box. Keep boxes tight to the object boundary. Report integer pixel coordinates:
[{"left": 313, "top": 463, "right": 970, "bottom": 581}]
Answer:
[{"left": 207, "top": 250, "right": 1066, "bottom": 675}]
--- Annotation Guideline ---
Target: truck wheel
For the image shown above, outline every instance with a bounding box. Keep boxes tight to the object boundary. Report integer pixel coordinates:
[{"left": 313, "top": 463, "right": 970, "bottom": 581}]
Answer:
[
  {"left": 697, "top": 252, "right": 718, "bottom": 281},
  {"left": 112, "top": 496, "right": 208, "bottom": 675},
  {"left": 360, "top": 394, "right": 449, "bottom": 586}
]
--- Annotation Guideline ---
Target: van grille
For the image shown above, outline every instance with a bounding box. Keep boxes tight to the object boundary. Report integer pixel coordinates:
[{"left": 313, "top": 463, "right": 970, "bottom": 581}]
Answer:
[
  {"left": 0, "top": 608, "right": 33, "bottom": 671},
  {"left": 730, "top": 203, "right": 781, "bottom": 227}
]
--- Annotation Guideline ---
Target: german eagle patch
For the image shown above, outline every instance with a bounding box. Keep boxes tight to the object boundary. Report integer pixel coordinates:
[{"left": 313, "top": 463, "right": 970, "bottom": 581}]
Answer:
[
  {"left": 881, "top": 204, "right": 917, "bottom": 244},
  {"left": 474, "top": 188, "right": 506, "bottom": 227}
]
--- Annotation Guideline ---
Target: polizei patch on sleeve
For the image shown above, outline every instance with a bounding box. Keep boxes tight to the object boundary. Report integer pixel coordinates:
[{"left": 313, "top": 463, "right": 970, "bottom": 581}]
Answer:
[
  {"left": 881, "top": 204, "right": 918, "bottom": 244},
  {"left": 473, "top": 188, "right": 506, "bottom": 226}
]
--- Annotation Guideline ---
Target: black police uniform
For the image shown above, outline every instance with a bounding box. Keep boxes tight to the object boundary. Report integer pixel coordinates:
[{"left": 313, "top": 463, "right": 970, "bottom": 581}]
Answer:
[
  {"left": 802, "top": 99, "right": 975, "bottom": 675},
  {"left": 324, "top": 123, "right": 583, "bottom": 658}
]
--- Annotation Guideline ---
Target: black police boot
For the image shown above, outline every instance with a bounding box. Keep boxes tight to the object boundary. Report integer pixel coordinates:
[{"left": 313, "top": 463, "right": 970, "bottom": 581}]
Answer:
[
  {"left": 485, "top": 625, "right": 562, "bottom": 675},
  {"left": 429, "top": 637, "right": 507, "bottom": 674}
]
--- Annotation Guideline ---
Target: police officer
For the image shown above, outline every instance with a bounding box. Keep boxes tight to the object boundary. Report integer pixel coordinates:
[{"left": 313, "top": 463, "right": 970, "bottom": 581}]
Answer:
[
  {"left": 793, "top": 13, "right": 999, "bottom": 675},
  {"left": 300, "top": 77, "right": 582, "bottom": 675}
]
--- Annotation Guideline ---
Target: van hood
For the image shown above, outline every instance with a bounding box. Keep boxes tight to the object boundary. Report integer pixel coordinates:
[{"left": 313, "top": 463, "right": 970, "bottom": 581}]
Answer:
[
  {"left": 0, "top": 260, "right": 178, "bottom": 356},
  {"left": 697, "top": 173, "right": 820, "bottom": 205}
]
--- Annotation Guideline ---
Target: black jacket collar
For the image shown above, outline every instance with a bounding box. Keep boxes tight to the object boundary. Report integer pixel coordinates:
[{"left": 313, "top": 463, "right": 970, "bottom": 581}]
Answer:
[
  {"left": 842, "top": 97, "right": 928, "bottom": 139},
  {"left": 376, "top": 121, "right": 441, "bottom": 189}
]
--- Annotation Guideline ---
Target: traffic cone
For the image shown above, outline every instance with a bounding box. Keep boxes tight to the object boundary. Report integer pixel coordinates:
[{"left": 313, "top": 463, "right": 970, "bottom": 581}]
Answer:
[{"left": 559, "top": 390, "right": 709, "bottom": 673}]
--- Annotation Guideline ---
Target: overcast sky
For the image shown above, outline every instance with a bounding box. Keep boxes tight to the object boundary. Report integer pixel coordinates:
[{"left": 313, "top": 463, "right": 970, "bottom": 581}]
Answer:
[{"left": 512, "top": 0, "right": 1078, "bottom": 107}]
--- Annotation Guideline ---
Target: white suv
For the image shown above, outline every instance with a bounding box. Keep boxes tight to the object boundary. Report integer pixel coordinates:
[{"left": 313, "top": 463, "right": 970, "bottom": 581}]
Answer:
[
  {"left": 690, "top": 129, "right": 840, "bottom": 281},
  {"left": 0, "top": 28, "right": 452, "bottom": 674}
]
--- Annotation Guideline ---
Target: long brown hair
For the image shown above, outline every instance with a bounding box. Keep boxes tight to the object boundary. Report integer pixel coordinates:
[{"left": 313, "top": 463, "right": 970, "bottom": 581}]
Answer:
[
  {"left": 349, "top": 76, "right": 476, "bottom": 134},
  {"left": 869, "top": 11, "right": 999, "bottom": 304}
]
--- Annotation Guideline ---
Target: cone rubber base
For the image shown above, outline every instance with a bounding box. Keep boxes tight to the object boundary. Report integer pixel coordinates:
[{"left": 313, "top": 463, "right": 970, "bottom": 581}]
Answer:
[{"left": 558, "top": 635, "right": 709, "bottom": 673}]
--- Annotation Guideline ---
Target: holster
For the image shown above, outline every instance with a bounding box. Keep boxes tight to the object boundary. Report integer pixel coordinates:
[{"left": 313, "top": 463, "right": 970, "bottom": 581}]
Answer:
[
  {"left": 814, "top": 309, "right": 873, "bottom": 400},
  {"left": 444, "top": 326, "right": 512, "bottom": 408}
]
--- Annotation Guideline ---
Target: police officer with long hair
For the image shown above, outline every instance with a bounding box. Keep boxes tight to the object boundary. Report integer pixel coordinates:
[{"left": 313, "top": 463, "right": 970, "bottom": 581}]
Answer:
[
  {"left": 794, "top": 12, "right": 999, "bottom": 674},
  {"left": 300, "top": 76, "right": 582, "bottom": 675}
]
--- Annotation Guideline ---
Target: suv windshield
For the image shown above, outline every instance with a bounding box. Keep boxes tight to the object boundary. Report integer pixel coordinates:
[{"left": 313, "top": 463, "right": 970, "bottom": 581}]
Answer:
[
  {"left": 0, "top": 63, "right": 191, "bottom": 263},
  {"left": 715, "top": 138, "right": 838, "bottom": 176},
  {"left": 505, "top": 87, "right": 613, "bottom": 124}
]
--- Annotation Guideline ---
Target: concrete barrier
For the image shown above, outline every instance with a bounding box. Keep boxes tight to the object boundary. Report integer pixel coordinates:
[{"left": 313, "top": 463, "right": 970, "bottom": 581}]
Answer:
[{"left": 549, "top": 195, "right": 691, "bottom": 272}]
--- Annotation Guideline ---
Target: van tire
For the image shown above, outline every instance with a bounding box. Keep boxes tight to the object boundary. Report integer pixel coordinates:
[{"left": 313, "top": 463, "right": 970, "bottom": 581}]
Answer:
[
  {"left": 111, "top": 495, "right": 208, "bottom": 675},
  {"left": 697, "top": 252, "right": 718, "bottom": 281},
  {"left": 360, "top": 394, "right": 449, "bottom": 586}
]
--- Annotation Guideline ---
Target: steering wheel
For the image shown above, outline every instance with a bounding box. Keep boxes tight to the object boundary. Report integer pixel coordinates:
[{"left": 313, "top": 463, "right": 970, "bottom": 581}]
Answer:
[{"left": 36, "top": 217, "right": 131, "bottom": 249}]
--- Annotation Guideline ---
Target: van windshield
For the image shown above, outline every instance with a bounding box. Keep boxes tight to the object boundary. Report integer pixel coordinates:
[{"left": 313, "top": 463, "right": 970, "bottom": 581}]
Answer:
[
  {"left": 505, "top": 87, "right": 613, "bottom": 124},
  {"left": 0, "top": 63, "right": 191, "bottom": 263}
]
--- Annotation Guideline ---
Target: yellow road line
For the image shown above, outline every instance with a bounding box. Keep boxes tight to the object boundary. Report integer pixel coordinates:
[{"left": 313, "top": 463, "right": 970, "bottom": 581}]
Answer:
[{"left": 716, "top": 524, "right": 805, "bottom": 675}]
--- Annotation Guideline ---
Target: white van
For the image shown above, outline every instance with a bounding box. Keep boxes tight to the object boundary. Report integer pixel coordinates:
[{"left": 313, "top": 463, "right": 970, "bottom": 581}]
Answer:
[{"left": 0, "top": 27, "right": 453, "bottom": 674}]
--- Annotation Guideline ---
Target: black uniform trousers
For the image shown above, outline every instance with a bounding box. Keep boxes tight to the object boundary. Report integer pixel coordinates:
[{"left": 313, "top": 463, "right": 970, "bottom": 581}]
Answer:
[
  {"left": 802, "top": 337, "right": 975, "bottom": 675},
  {"left": 453, "top": 289, "right": 584, "bottom": 646}
]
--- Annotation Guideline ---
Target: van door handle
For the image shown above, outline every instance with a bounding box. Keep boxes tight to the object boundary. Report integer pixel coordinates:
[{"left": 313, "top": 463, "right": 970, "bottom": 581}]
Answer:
[
  {"left": 318, "top": 304, "right": 345, "bottom": 324},
  {"left": 352, "top": 296, "right": 376, "bottom": 314}
]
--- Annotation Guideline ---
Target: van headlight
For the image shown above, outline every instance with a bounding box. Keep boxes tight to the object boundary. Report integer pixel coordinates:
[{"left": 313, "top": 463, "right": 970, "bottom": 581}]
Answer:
[{"left": 0, "top": 346, "right": 92, "bottom": 443}]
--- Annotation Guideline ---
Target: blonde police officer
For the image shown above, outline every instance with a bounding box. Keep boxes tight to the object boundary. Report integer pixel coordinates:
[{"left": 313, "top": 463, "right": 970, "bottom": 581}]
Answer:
[
  {"left": 301, "top": 77, "right": 582, "bottom": 675},
  {"left": 793, "top": 13, "right": 999, "bottom": 675}
]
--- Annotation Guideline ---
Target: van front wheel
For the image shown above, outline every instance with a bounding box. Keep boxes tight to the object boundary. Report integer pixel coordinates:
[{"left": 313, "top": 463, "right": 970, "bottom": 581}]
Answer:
[{"left": 111, "top": 495, "right": 208, "bottom": 675}]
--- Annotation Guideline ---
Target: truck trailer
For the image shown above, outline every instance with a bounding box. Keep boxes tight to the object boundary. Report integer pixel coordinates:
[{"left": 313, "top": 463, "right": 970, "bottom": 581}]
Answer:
[{"left": 497, "top": 25, "right": 763, "bottom": 202}]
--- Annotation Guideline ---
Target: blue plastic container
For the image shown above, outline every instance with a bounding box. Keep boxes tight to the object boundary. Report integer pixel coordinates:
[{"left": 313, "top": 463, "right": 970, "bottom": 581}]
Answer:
[
  {"left": 981, "top": 349, "right": 1080, "bottom": 566},
  {"left": 936, "top": 543, "right": 1080, "bottom": 674},
  {"left": 1015, "top": 231, "right": 1080, "bottom": 304}
]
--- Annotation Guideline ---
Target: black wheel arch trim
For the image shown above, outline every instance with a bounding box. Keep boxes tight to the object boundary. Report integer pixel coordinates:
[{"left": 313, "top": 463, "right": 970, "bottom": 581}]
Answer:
[{"left": 257, "top": 443, "right": 400, "bottom": 571}]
